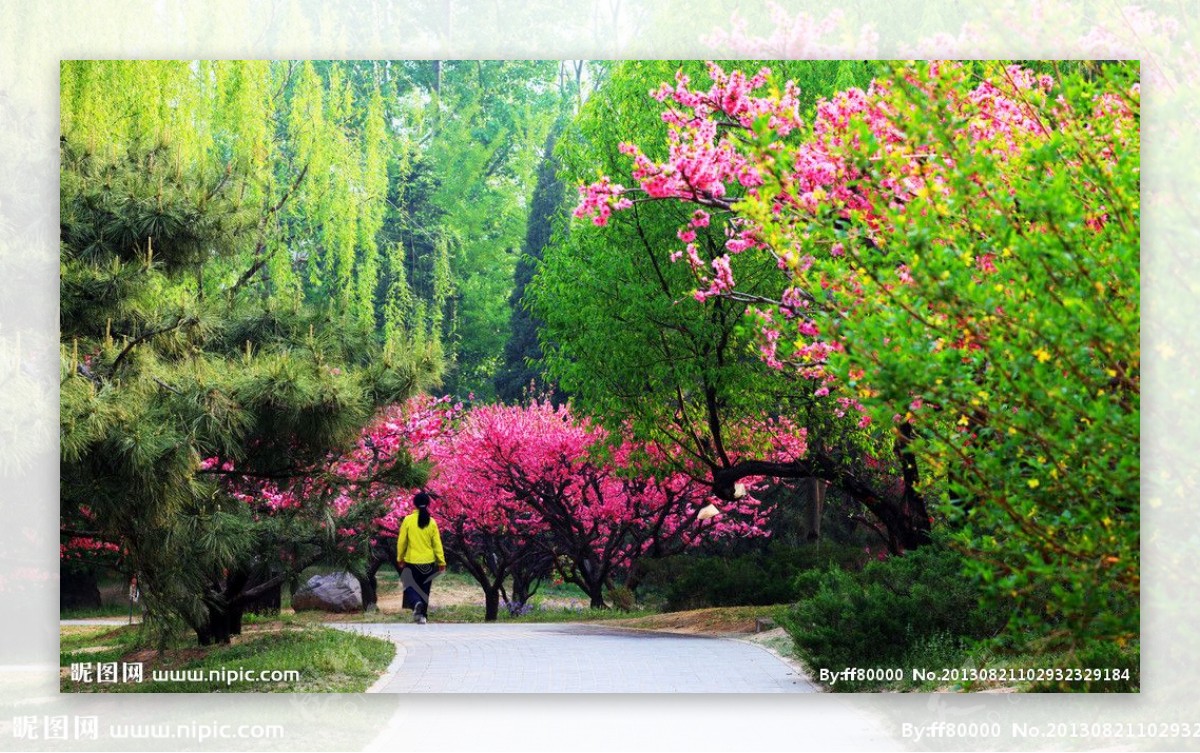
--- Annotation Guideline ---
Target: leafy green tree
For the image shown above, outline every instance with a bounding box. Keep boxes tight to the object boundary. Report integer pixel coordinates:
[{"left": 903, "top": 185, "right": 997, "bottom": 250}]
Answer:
[
  {"left": 418, "top": 61, "right": 563, "bottom": 398},
  {"left": 531, "top": 61, "right": 929, "bottom": 551}
]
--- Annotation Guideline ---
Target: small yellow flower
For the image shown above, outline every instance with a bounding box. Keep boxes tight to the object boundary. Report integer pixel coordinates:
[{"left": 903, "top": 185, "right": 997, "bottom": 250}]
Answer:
[
  {"left": 1027, "top": 478, "right": 1040, "bottom": 489},
  {"left": 1033, "top": 348, "right": 1052, "bottom": 363}
]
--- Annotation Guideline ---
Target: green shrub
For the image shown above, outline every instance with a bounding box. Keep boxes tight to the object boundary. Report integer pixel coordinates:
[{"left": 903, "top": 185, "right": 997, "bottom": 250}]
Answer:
[
  {"left": 641, "top": 543, "right": 868, "bottom": 611},
  {"left": 780, "top": 546, "right": 1006, "bottom": 671},
  {"left": 607, "top": 585, "right": 636, "bottom": 612},
  {"left": 1026, "top": 641, "right": 1139, "bottom": 692}
]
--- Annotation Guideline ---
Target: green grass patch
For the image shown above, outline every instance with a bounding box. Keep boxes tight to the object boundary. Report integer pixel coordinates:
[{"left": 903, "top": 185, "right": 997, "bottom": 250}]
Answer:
[
  {"left": 60, "top": 625, "right": 393, "bottom": 693},
  {"left": 60, "top": 625, "right": 137, "bottom": 665},
  {"left": 419, "top": 603, "right": 659, "bottom": 624},
  {"left": 531, "top": 580, "right": 591, "bottom": 601},
  {"left": 60, "top": 603, "right": 139, "bottom": 620}
]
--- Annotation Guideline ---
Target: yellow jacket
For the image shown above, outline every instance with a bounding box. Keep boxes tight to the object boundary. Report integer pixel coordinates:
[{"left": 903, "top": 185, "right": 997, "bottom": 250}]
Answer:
[{"left": 396, "top": 511, "right": 446, "bottom": 567}]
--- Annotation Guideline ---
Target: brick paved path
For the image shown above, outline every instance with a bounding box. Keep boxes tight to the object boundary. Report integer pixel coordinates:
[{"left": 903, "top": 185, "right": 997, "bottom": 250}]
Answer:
[{"left": 334, "top": 622, "right": 818, "bottom": 693}]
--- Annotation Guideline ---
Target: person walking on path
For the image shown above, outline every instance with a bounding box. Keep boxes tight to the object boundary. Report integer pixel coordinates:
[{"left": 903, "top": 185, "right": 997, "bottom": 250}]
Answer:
[{"left": 396, "top": 491, "right": 446, "bottom": 624}]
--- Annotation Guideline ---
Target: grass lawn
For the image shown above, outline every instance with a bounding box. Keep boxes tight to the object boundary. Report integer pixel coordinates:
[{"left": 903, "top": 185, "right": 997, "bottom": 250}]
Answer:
[
  {"left": 60, "top": 603, "right": 137, "bottom": 621},
  {"left": 60, "top": 623, "right": 394, "bottom": 693}
]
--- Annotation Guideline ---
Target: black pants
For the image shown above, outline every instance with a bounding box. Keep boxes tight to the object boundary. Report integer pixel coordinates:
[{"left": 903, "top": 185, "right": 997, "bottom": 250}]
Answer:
[{"left": 401, "top": 563, "right": 436, "bottom": 613}]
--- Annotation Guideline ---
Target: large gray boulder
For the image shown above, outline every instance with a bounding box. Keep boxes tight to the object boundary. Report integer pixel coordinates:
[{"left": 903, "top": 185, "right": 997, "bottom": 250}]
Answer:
[{"left": 290, "top": 572, "right": 363, "bottom": 613}]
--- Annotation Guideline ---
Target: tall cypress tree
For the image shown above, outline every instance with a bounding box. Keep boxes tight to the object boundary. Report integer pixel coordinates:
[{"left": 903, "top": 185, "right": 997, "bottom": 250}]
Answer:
[{"left": 494, "top": 125, "right": 566, "bottom": 404}]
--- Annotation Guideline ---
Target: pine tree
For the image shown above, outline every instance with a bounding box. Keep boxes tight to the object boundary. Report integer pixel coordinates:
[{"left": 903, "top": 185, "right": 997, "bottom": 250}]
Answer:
[{"left": 60, "top": 61, "right": 444, "bottom": 645}]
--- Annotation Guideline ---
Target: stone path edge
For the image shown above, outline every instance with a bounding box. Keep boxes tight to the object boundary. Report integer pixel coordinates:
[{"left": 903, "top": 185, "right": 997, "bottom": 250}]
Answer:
[
  {"left": 334, "top": 625, "right": 408, "bottom": 694},
  {"left": 733, "top": 635, "right": 821, "bottom": 692}
]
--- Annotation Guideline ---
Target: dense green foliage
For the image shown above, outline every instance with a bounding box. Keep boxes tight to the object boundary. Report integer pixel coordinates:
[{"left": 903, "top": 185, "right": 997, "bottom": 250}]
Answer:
[
  {"left": 532, "top": 59, "right": 934, "bottom": 554},
  {"left": 58, "top": 60, "right": 585, "bottom": 644},
  {"left": 642, "top": 543, "right": 868, "bottom": 611},
  {"left": 727, "top": 61, "right": 1141, "bottom": 650},
  {"left": 778, "top": 547, "right": 1008, "bottom": 682},
  {"left": 534, "top": 62, "right": 885, "bottom": 439},
  {"left": 407, "top": 60, "right": 574, "bottom": 397},
  {"left": 557, "top": 59, "right": 1139, "bottom": 661},
  {"left": 847, "top": 64, "right": 1140, "bottom": 651}
]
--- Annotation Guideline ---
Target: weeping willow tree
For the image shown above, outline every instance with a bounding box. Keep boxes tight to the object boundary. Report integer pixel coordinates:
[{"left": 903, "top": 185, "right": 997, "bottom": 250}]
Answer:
[{"left": 59, "top": 60, "right": 444, "bottom": 644}]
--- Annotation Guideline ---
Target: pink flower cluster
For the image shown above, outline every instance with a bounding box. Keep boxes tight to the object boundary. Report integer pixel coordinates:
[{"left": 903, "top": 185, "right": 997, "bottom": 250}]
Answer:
[
  {"left": 572, "top": 176, "right": 631, "bottom": 227},
  {"left": 574, "top": 60, "right": 1136, "bottom": 426},
  {"left": 60, "top": 536, "right": 120, "bottom": 560},
  {"left": 369, "top": 399, "right": 778, "bottom": 579}
]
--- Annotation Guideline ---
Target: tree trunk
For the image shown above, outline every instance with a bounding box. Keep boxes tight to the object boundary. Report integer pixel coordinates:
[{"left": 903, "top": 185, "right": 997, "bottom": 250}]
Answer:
[
  {"left": 805, "top": 477, "right": 826, "bottom": 541},
  {"left": 192, "top": 567, "right": 254, "bottom": 645},
  {"left": 60, "top": 567, "right": 102, "bottom": 610},
  {"left": 581, "top": 570, "right": 606, "bottom": 609},
  {"left": 358, "top": 568, "right": 378, "bottom": 612},
  {"left": 574, "top": 558, "right": 606, "bottom": 609},
  {"left": 710, "top": 441, "right": 932, "bottom": 555},
  {"left": 510, "top": 570, "right": 537, "bottom": 607},
  {"left": 893, "top": 421, "right": 932, "bottom": 551},
  {"left": 483, "top": 585, "right": 500, "bottom": 622},
  {"left": 194, "top": 597, "right": 244, "bottom": 646},
  {"left": 361, "top": 538, "right": 401, "bottom": 611}
]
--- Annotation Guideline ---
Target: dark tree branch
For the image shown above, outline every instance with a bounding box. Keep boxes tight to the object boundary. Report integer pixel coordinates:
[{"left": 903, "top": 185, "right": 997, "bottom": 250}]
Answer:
[
  {"left": 111, "top": 316, "right": 198, "bottom": 372},
  {"left": 235, "top": 552, "right": 322, "bottom": 602},
  {"left": 227, "top": 258, "right": 268, "bottom": 297},
  {"left": 227, "top": 163, "right": 310, "bottom": 298},
  {"left": 59, "top": 528, "right": 107, "bottom": 539}
]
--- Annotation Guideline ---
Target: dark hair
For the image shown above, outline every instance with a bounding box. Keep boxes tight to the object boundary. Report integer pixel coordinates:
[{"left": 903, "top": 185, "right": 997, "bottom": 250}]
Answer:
[{"left": 413, "top": 492, "right": 432, "bottom": 529}]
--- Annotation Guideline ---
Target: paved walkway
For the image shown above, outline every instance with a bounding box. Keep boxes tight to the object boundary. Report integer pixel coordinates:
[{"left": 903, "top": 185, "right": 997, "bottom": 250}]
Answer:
[
  {"left": 61, "top": 618, "right": 140, "bottom": 626},
  {"left": 333, "top": 622, "right": 818, "bottom": 693}
]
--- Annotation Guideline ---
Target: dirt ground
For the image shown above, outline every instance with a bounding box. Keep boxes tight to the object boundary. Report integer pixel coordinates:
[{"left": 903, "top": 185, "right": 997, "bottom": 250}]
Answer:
[
  {"left": 603, "top": 606, "right": 775, "bottom": 635},
  {"left": 373, "top": 574, "right": 485, "bottom": 611},
  {"left": 372, "top": 575, "right": 591, "bottom": 613}
]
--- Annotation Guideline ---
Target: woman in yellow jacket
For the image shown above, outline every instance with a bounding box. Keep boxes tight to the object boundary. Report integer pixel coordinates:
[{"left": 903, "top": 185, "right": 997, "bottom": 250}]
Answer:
[{"left": 396, "top": 491, "right": 446, "bottom": 624}]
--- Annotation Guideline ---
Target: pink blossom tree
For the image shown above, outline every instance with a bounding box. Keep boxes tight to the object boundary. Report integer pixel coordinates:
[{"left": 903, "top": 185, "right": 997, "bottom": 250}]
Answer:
[
  {"left": 572, "top": 60, "right": 1140, "bottom": 648},
  {"left": 427, "top": 401, "right": 772, "bottom": 612}
]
